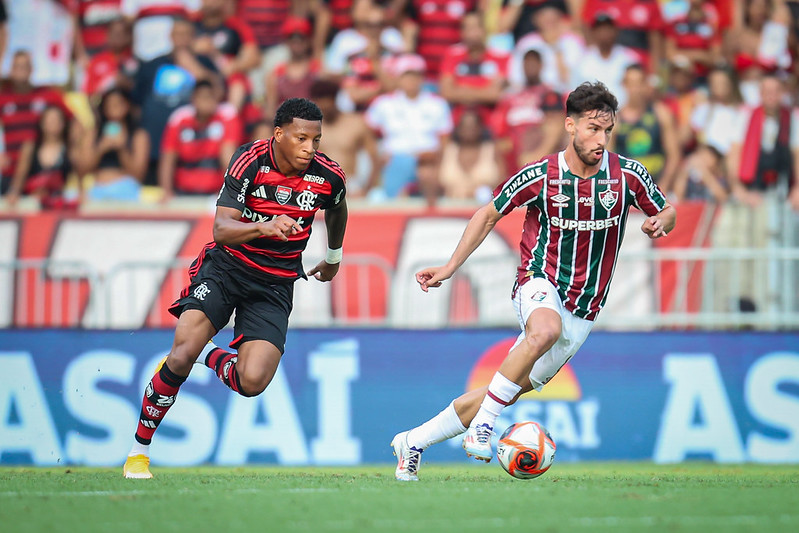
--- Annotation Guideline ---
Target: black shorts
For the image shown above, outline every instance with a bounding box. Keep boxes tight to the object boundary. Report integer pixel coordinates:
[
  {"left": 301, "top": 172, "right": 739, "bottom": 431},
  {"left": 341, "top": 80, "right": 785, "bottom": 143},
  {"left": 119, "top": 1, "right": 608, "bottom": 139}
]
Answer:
[{"left": 169, "top": 246, "right": 294, "bottom": 353}]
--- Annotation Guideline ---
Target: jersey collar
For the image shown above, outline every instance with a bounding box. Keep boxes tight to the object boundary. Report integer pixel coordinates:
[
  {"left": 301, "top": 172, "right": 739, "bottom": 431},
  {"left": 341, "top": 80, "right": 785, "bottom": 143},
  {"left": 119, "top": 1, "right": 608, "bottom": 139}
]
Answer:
[{"left": 558, "top": 149, "right": 609, "bottom": 178}]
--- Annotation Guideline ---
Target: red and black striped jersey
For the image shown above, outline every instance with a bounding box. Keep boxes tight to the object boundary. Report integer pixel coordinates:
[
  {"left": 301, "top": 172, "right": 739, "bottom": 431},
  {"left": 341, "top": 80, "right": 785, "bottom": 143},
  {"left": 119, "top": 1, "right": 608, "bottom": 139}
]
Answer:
[{"left": 215, "top": 138, "right": 347, "bottom": 283}]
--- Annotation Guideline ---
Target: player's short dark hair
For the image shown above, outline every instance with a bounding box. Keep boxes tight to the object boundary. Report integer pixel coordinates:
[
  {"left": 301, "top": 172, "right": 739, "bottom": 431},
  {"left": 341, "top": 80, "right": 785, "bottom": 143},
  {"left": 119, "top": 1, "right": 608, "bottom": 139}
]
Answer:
[
  {"left": 565, "top": 81, "right": 618, "bottom": 119},
  {"left": 309, "top": 79, "right": 340, "bottom": 101},
  {"left": 274, "top": 97, "right": 324, "bottom": 128}
]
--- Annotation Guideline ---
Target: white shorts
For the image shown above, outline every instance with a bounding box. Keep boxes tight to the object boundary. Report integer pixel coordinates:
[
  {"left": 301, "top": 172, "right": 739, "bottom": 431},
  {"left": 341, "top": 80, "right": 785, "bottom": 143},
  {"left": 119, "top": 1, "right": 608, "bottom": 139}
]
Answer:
[{"left": 511, "top": 277, "right": 594, "bottom": 390}]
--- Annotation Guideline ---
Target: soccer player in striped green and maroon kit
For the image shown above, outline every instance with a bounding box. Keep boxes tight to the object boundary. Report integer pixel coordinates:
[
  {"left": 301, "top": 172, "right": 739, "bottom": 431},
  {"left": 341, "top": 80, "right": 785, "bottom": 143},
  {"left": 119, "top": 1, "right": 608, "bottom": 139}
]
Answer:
[{"left": 391, "top": 81, "right": 676, "bottom": 480}]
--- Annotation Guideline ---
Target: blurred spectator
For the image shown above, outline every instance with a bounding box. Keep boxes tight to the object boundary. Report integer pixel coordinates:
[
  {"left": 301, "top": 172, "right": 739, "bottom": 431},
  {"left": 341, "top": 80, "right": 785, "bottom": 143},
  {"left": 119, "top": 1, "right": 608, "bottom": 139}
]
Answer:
[
  {"left": 570, "top": 13, "right": 637, "bottom": 106},
  {"left": 311, "top": 78, "right": 380, "bottom": 196},
  {"left": 439, "top": 107, "right": 502, "bottom": 201},
  {"left": 81, "top": 88, "right": 149, "bottom": 200},
  {"left": 121, "top": 0, "right": 199, "bottom": 61},
  {"left": 672, "top": 66, "right": 742, "bottom": 202},
  {"left": 0, "top": 1, "right": 6, "bottom": 64},
  {"left": 0, "top": 51, "right": 73, "bottom": 188},
  {"left": 326, "top": 0, "right": 404, "bottom": 78},
  {"left": 406, "top": 0, "right": 477, "bottom": 80},
  {"left": 664, "top": 0, "right": 723, "bottom": 80},
  {"left": 439, "top": 11, "right": 509, "bottom": 124},
  {"left": 4, "top": 106, "right": 80, "bottom": 208},
  {"left": 497, "top": 0, "right": 574, "bottom": 42},
  {"left": 612, "top": 64, "right": 680, "bottom": 194},
  {"left": 82, "top": 17, "right": 138, "bottom": 100},
  {"left": 661, "top": 56, "right": 701, "bottom": 153},
  {"left": 158, "top": 79, "right": 241, "bottom": 199},
  {"left": 510, "top": 6, "right": 585, "bottom": 92},
  {"left": 723, "top": 0, "right": 792, "bottom": 105},
  {"left": 727, "top": 75, "right": 799, "bottom": 208},
  {"left": 581, "top": 0, "right": 665, "bottom": 70},
  {"left": 493, "top": 48, "right": 563, "bottom": 173},
  {"left": 340, "top": 3, "right": 399, "bottom": 112},
  {"left": 365, "top": 53, "right": 452, "bottom": 204},
  {"left": 265, "top": 17, "right": 321, "bottom": 119},
  {"left": 76, "top": 0, "right": 124, "bottom": 57},
  {"left": 235, "top": 0, "right": 292, "bottom": 101},
  {"left": 192, "top": 0, "right": 259, "bottom": 77},
  {"left": 2, "top": 0, "right": 77, "bottom": 86},
  {"left": 132, "top": 16, "right": 219, "bottom": 185}
]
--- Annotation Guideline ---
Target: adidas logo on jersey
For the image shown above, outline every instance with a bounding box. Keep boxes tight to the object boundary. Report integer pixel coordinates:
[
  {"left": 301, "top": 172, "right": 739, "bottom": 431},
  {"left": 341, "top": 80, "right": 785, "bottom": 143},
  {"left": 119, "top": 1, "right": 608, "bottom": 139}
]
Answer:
[{"left": 251, "top": 185, "right": 269, "bottom": 199}]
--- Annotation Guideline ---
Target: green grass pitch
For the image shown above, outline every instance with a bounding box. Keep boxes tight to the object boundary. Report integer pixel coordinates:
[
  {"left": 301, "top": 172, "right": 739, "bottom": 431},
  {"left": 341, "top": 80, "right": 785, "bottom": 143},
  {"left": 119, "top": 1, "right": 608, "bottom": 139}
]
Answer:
[{"left": 1, "top": 463, "right": 797, "bottom": 533}]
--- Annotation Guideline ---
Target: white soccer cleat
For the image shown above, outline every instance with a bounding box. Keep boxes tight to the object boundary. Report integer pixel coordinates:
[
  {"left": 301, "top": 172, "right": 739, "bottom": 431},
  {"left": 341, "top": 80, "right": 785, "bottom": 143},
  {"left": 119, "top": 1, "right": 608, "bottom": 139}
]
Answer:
[
  {"left": 462, "top": 423, "right": 494, "bottom": 462},
  {"left": 391, "top": 431, "right": 423, "bottom": 481}
]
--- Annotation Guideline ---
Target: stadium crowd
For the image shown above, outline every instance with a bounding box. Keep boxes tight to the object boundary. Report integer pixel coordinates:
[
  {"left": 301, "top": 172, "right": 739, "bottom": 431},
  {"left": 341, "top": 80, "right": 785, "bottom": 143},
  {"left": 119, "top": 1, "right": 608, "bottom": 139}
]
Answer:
[{"left": 0, "top": 0, "right": 797, "bottom": 211}]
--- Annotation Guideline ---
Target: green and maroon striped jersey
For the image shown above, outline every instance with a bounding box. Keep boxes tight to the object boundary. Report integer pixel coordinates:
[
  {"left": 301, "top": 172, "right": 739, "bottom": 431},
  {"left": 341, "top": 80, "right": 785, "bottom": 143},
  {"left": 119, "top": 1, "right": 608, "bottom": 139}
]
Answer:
[{"left": 492, "top": 150, "right": 668, "bottom": 321}]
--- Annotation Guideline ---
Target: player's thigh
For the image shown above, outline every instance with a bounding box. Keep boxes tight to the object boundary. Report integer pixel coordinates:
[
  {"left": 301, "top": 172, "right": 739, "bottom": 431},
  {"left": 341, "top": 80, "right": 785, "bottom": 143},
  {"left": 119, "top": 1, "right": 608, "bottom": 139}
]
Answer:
[
  {"left": 529, "top": 313, "right": 594, "bottom": 390},
  {"left": 513, "top": 278, "right": 564, "bottom": 349}
]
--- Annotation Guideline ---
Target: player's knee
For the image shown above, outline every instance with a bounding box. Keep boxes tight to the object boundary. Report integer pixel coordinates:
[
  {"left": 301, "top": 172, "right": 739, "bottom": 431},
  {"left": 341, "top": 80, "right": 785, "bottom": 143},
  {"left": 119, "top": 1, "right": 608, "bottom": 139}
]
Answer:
[
  {"left": 237, "top": 372, "right": 272, "bottom": 397},
  {"left": 523, "top": 325, "right": 560, "bottom": 354}
]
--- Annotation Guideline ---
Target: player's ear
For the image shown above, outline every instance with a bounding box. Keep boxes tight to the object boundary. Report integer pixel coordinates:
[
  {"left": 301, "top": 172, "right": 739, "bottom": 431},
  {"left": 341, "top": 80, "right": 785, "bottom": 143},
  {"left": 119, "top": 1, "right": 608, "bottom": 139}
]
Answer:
[
  {"left": 565, "top": 116, "right": 575, "bottom": 135},
  {"left": 274, "top": 126, "right": 283, "bottom": 142}
]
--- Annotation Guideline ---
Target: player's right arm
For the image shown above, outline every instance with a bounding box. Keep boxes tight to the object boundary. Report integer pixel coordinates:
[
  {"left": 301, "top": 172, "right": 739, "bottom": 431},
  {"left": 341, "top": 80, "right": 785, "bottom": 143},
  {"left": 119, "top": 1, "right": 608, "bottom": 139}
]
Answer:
[{"left": 416, "top": 202, "right": 504, "bottom": 292}]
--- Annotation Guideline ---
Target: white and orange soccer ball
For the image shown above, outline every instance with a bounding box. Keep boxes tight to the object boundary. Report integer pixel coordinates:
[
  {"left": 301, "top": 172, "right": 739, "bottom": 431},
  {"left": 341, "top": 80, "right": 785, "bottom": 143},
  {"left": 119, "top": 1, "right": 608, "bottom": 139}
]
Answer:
[{"left": 496, "top": 421, "right": 556, "bottom": 479}]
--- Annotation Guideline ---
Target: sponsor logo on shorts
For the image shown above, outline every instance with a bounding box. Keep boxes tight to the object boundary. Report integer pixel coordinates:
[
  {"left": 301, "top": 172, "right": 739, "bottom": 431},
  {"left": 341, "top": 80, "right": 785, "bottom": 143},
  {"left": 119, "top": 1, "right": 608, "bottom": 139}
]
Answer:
[
  {"left": 551, "top": 215, "right": 620, "bottom": 231},
  {"left": 599, "top": 188, "right": 618, "bottom": 210},
  {"left": 531, "top": 290, "right": 548, "bottom": 302},
  {"left": 193, "top": 282, "right": 211, "bottom": 301},
  {"left": 145, "top": 405, "right": 162, "bottom": 418},
  {"left": 551, "top": 193, "right": 570, "bottom": 207},
  {"left": 276, "top": 185, "right": 292, "bottom": 205}
]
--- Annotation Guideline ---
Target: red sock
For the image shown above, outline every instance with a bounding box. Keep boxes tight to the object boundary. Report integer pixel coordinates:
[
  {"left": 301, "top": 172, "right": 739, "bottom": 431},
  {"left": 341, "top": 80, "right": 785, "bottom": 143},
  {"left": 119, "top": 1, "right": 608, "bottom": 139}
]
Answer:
[
  {"left": 134, "top": 363, "right": 186, "bottom": 445},
  {"left": 205, "top": 347, "right": 252, "bottom": 396}
]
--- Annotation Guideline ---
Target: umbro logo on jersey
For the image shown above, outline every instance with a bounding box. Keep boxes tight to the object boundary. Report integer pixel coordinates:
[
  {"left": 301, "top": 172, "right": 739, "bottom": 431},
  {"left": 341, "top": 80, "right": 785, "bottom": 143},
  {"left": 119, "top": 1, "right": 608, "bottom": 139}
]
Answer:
[
  {"left": 251, "top": 185, "right": 269, "bottom": 199},
  {"left": 551, "top": 193, "right": 570, "bottom": 207}
]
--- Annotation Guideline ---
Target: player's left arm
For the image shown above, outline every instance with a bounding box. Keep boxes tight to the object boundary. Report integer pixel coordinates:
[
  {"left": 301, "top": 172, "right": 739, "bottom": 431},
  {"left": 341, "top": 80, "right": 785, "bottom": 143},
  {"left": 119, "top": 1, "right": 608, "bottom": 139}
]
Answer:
[
  {"left": 628, "top": 158, "right": 677, "bottom": 239},
  {"left": 307, "top": 198, "right": 348, "bottom": 282},
  {"left": 641, "top": 203, "right": 676, "bottom": 239}
]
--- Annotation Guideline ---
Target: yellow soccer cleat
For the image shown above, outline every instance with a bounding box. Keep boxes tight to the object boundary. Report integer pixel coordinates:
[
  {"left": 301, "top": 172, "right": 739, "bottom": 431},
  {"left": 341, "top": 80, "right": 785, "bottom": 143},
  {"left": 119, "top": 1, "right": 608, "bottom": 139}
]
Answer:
[
  {"left": 153, "top": 355, "right": 168, "bottom": 373},
  {"left": 123, "top": 454, "right": 153, "bottom": 479}
]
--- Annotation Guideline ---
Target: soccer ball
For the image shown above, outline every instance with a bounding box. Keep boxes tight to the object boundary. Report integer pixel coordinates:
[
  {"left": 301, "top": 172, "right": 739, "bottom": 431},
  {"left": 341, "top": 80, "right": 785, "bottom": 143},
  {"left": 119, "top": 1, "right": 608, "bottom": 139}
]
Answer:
[{"left": 496, "top": 421, "right": 556, "bottom": 479}]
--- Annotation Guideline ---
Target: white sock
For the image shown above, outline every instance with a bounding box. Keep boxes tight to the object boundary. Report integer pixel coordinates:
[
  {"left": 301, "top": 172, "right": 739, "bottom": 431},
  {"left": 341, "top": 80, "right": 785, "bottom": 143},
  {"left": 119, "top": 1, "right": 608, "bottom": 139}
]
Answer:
[
  {"left": 471, "top": 372, "right": 522, "bottom": 430},
  {"left": 128, "top": 441, "right": 149, "bottom": 457},
  {"left": 198, "top": 342, "right": 219, "bottom": 366},
  {"left": 406, "top": 402, "right": 467, "bottom": 450}
]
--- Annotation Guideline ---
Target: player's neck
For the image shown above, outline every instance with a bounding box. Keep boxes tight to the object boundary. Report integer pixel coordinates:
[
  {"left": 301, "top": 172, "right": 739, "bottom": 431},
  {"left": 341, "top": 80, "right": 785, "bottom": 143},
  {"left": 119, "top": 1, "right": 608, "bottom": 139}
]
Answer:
[{"left": 272, "top": 150, "right": 304, "bottom": 178}]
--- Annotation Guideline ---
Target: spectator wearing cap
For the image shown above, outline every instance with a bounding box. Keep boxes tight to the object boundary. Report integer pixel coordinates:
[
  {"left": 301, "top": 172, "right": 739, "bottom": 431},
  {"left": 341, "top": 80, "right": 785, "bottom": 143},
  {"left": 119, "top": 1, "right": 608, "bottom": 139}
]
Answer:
[
  {"left": 340, "top": 2, "right": 398, "bottom": 112},
  {"left": 82, "top": 17, "right": 139, "bottom": 100},
  {"left": 581, "top": 0, "right": 665, "bottom": 70},
  {"left": 493, "top": 48, "right": 564, "bottom": 174},
  {"left": 569, "top": 12, "right": 637, "bottom": 106},
  {"left": 365, "top": 53, "right": 453, "bottom": 205},
  {"left": 664, "top": 0, "right": 723, "bottom": 81},
  {"left": 264, "top": 16, "right": 322, "bottom": 119},
  {"left": 509, "top": 6, "right": 585, "bottom": 93},
  {"left": 158, "top": 79, "right": 242, "bottom": 200},
  {"left": 439, "top": 11, "right": 510, "bottom": 126}
]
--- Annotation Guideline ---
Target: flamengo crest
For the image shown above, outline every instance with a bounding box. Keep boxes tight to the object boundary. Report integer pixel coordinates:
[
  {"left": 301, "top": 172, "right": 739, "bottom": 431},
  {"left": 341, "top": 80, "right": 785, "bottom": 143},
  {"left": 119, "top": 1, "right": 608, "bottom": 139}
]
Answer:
[
  {"left": 599, "top": 188, "right": 618, "bottom": 210},
  {"left": 276, "top": 185, "right": 292, "bottom": 205}
]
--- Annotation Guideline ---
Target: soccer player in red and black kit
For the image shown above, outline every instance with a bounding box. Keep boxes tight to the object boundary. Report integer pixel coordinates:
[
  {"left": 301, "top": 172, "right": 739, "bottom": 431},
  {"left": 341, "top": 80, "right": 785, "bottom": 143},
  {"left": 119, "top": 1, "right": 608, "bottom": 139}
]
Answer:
[
  {"left": 123, "top": 98, "right": 347, "bottom": 479},
  {"left": 391, "top": 82, "right": 676, "bottom": 480}
]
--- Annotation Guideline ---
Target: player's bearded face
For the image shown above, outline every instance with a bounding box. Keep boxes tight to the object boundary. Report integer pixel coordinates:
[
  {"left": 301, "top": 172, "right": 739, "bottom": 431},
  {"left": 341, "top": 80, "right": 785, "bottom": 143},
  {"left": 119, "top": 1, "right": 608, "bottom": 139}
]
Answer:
[{"left": 572, "top": 110, "right": 615, "bottom": 167}]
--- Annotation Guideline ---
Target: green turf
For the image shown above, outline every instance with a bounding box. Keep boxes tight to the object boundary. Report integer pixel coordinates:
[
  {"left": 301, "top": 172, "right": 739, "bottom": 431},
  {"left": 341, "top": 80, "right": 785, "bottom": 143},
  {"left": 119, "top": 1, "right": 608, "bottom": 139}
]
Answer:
[{"left": 1, "top": 463, "right": 797, "bottom": 533}]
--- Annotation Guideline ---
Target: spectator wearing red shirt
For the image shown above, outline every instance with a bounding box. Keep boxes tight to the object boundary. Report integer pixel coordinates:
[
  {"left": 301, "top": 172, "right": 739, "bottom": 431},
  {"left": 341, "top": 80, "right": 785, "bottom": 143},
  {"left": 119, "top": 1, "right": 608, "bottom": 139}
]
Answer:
[
  {"left": 497, "top": 0, "right": 574, "bottom": 42},
  {"left": 192, "top": 0, "right": 259, "bottom": 77},
  {"left": 82, "top": 17, "right": 139, "bottom": 99},
  {"left": 581, "top": 0, "right": 665, "bottom": 70},
  {"left": 408, "top": 0, "right": 477, "bottom": 80},
  {"left": 492, "top": 48, "right": 563, "bottom": 174},
  {"left": 439, "top": 12, "right": 510, "bottom": 124},
  {"left": 0, "top": 51, "right": 73, "bottom": 188},
  {"left": 665, "top": 0, "right": 722, "bottom": 79},
  {"left": 76, "top": 0, "right": 124, "bottom": 56},
  {"left": 265, "top": 17, "right": 322, "bottom": 119},
  {"left": 159, "top": 80, "right": 242, "bottom": 199}
]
